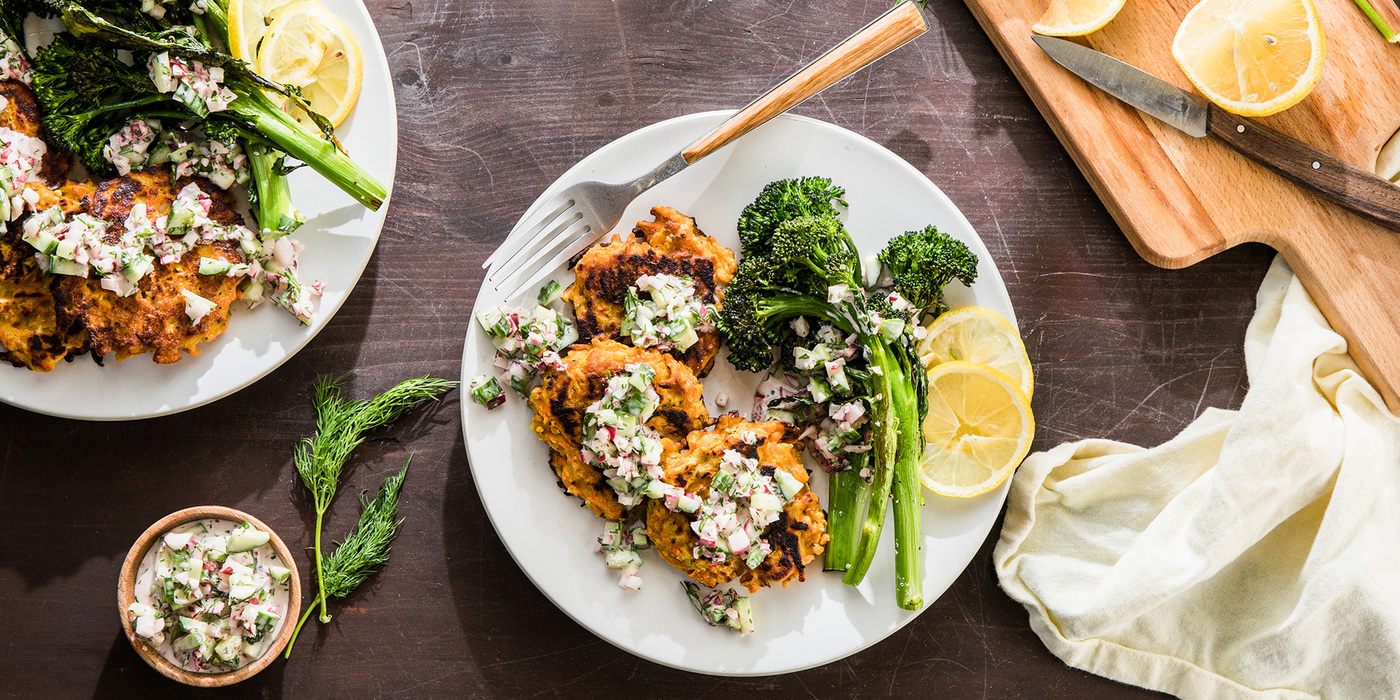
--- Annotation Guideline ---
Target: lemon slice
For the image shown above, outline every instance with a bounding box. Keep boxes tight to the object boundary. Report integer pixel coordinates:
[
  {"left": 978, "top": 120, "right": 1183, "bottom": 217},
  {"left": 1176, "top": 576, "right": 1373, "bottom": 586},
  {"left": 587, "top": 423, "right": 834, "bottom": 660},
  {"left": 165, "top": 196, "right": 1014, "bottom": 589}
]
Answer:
[
  {"left": 1172, "top": 0, "right": 1325, "bottom": 117},
  {"left": 227, "top": 0, "right": 301, "bottom": 61},
  {"left": 920, "top": 361, "right": 1034, "bottom": 498},
  {"left": 919, "top": 306, "right": 1033, "bottom": 399},
  {"left": 1032, "top": 0, "right": 1127, "bottom": 36},
  {"left": 258, "top": 2, "right": 363, "bottom": 126}
]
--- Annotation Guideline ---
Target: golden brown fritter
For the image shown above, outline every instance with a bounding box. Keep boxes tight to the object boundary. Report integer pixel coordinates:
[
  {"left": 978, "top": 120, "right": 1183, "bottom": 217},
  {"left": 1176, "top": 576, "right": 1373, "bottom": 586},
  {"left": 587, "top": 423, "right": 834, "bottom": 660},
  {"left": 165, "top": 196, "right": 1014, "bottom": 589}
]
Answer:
[
  {"left": 0, "top": 80, "right": 70, "bottom": 183},
  {"left": 0, "top": 180, "right": 97, "bottom": 371},
  {"left": 647, "top": 415, "right": 828, "bottom": 592},
  {"left": 528, "top": 338, "right": 711, "bottom": 521},
  {"left": 52, "top": 172, "right": 246, "bottom": 364},
  {"left": 563, "top": 206, "right": 737, "bottom": 376}
]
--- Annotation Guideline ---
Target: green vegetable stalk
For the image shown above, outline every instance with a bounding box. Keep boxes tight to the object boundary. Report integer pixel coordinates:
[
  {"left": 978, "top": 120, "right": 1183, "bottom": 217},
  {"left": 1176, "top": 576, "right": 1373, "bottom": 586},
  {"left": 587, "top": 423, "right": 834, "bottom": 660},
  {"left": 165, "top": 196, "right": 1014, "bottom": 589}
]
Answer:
[
  {"left": 1352, "top": 0, "right": 1400, "bottom": 42},
  {"left": 822, "top": 455, "right": 870, "bottom": 572}
]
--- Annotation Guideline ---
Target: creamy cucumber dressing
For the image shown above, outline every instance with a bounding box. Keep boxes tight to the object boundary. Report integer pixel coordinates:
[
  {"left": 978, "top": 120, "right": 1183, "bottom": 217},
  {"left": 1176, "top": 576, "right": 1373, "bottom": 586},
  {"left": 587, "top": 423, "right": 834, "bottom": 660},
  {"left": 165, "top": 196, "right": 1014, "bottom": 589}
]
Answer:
[{"left": 129, "top": 519, "right": 292, "bottom": 673}]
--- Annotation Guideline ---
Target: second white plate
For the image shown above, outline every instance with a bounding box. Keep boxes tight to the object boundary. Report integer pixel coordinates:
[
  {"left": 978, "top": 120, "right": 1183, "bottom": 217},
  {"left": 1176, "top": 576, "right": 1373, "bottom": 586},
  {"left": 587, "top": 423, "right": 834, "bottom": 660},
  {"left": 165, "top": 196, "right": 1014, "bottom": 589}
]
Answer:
[{"left": 2, "top": 0, "right": 396, "bottom": 420}]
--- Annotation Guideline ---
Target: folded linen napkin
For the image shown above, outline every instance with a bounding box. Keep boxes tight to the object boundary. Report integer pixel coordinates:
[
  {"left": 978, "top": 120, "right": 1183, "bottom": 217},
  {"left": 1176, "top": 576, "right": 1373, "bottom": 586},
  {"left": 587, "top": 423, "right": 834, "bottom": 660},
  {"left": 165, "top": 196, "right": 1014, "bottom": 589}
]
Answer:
[{"left": 994, "top": 255, "right": 1400, "bottom": 699}]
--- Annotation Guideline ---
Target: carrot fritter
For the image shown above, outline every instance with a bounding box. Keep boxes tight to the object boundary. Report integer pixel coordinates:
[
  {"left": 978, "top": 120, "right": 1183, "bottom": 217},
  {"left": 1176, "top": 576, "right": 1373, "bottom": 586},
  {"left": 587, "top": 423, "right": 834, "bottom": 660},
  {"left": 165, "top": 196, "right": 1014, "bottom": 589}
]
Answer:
[
  {"left": 563, "top": 206, "right": 737, "bottom": 376},
  {"left": 528, "top": 338, "right": 711, "bottom": 521},
  {"left": 51, "top": 172, "right": 246, "bottom": 364},
  {"left": 647, "top": 415, "right": 829, "bottom": 592},
  {"left": 0, "top": 180, "right": 97, "bottom": 371},
  {"left": 0, "top": 80, "right": 70, "bottom": 183}
]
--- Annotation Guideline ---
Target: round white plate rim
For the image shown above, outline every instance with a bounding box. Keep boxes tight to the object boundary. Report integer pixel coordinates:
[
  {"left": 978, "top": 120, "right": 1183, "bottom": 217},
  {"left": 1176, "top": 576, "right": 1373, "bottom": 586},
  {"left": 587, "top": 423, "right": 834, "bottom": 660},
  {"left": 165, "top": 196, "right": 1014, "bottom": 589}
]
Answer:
[
  {"left": 462, "top": 110, "right": 1015, "bottom": 676},
  {"left": 1, "top": 0, "right": 397, "bottom": 421}
]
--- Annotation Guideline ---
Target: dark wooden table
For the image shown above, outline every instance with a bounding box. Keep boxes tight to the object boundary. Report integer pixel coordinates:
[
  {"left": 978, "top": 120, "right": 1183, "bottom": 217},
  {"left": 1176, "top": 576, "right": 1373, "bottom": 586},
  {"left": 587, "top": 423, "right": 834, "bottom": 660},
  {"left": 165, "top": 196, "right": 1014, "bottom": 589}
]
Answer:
[{"left": 0, "top": 1, "right": 1275, "bottom": 697}]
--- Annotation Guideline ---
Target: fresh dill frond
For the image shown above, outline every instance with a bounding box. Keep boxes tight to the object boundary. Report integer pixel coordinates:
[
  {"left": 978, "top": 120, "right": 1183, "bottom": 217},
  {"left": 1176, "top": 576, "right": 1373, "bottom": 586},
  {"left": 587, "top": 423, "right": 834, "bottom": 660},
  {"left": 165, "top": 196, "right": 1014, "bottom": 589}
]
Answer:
[
  {"left": 294, "top": 374, "right": 457, "bottom": 511},
  {"left": 286, "top": 461, "right": 412, "bottom": 657},
  {"left": 321, "top": 460, "right": 409, "bottom": 599},
  {"left": 286, "top": 374, "right": 456, "bottom": 652}
]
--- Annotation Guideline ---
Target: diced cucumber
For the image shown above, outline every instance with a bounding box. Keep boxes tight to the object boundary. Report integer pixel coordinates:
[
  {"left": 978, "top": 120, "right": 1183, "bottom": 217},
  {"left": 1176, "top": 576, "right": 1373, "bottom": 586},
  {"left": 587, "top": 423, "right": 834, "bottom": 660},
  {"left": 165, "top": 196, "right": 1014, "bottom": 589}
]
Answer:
[
  {"left": 555, "top": 315, "right": 578, "bottom": 348},
  {"left": 52, "top": 238, "right": 77, "bottom": 261},
  {"left": 735, "top": 597, "right": 755, "bottom": 636},
  {"left": 22, "top": 227, "right": 58, "bottom": 255},
  {"left": 829, "top": 366, "right": 852, "bottom": 395},
  {"left": 265, "top": 564, "right": 291, "bottom": 584},
  {"left": 226, "top": 523, "right": 270, "bottom": 553},
  {"left": 172, "top": 632, "right": 200, "bottom": 653},
  {"left": 537, "top": 279, "right": 563, "bottom": 305},
  {"left": 774, "top": 469, "right": 804, "bottom": 502},
  {"left": 671, "top": 323, "right": 699, "bottom": 351},
  {"left": 807, "top": 375, "right": 832, "bottom": 403},
  {"left": 475, "top": 306, "right": 509, "bottom": 340},
  {"left": 199, "top": 257, "right": 233, "bottom": 276},
  {"left": 467, "top": 374, "right": 505, "bottom": 410},
  {"left": 48, "top": 257, "right": 87, "bottom": 277},
  {"left": 213, "top": 634, "right": 242, "bottom": 662}
]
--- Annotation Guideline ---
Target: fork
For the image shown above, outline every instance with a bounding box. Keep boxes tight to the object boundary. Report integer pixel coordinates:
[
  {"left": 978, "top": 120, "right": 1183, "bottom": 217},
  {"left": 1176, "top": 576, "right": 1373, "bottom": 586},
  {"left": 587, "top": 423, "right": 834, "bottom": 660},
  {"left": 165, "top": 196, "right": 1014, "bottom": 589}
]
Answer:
[{"left": 482, "top": 0, "right": 930, "bottom": 300}]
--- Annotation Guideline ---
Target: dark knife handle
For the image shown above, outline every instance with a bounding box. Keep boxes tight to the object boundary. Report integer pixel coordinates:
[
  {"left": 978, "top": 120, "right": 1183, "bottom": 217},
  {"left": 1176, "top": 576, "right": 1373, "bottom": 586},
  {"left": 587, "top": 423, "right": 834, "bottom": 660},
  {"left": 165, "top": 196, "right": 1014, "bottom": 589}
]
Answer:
[{"left": 1207, "top": 109, "right": 1400, "bottom": 231}]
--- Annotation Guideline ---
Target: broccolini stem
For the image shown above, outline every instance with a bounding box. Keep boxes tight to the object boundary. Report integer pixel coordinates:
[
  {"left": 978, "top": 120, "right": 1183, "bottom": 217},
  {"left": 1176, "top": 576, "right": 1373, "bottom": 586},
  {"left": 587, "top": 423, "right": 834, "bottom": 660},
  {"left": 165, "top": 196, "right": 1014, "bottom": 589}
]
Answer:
[
  {"left": 843, "top": 338, "right": 900, "bottom": 587},
  {"left": 887, "top": 359, "right": 924, "bottom": 610},
  {"left": 228, "top": 87, "right": 386, "bottom": 210},
  {"left": 822, "top": 460, "right": 869, "bottom": 572},
  {"left": 248, "top": 142, "right": 304, "bottom": 235},
  {"left": 1352, "top": 0, "right": 1400, "bottom": 41}
]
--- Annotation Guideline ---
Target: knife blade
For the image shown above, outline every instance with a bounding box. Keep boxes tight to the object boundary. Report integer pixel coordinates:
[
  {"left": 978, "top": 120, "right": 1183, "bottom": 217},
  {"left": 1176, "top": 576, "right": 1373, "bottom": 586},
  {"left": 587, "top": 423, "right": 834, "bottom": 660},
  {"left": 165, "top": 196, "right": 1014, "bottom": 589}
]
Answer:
[{"left": 1031, "top": 34, "right": 1400, "bottom": 232}]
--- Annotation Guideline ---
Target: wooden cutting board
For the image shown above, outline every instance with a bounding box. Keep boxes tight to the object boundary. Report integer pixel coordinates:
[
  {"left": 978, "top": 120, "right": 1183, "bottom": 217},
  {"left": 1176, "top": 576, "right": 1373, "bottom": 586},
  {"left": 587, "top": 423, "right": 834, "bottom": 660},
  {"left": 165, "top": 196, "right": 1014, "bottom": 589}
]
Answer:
[{"left": 964, "top": 0, "right": 1400, "bottom": 411}]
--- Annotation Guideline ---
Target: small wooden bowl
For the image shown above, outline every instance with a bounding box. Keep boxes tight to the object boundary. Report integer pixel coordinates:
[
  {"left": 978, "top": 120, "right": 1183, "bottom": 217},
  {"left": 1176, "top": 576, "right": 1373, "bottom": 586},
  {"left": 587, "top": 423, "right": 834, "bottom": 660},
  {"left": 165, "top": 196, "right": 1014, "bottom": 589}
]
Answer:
[{"left": 117, "top": 506, "right": 301, "bottom": 687}]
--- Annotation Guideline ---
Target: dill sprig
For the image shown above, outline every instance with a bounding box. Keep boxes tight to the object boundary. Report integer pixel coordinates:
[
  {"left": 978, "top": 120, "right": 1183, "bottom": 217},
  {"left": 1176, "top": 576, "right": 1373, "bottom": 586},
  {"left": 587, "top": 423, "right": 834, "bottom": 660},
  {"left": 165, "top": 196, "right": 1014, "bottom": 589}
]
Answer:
[
  {"left": 285, "top": 461, "right": 410, "bottom": 657},
  {"left": 293, "top": 375, "right": 456, "bottom": 626}
]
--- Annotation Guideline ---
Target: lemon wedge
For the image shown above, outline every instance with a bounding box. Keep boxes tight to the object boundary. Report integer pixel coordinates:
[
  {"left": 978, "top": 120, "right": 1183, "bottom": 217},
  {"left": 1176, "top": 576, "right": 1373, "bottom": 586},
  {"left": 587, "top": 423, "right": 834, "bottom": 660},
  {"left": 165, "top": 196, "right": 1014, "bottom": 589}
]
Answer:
[
  {"left": 227, "top": 0, "right": 301, "bottom": 61},
  {"left": 257, "top": 2, "right": 363, "bottom": 126},
  {"left": 919, "top": 306, "right": 1033, "bottom": 399},
  {"left": 920, "top": 361, "right": 1034, "bottom": 498},
  {"left": 1172, "top": 0, "right": 1325, "bottom": 117},
  {"left": 1032, "top": 0, "right": 1127, "bottom": 37}
]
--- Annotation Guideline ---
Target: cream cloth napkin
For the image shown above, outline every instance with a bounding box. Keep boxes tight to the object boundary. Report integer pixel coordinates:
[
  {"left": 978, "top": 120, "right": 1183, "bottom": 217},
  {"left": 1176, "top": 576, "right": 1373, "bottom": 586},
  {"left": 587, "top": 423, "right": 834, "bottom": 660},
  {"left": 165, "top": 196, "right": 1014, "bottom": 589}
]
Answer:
[{"left": 994, "top": 255, "right": 1400, "bottom": 700}]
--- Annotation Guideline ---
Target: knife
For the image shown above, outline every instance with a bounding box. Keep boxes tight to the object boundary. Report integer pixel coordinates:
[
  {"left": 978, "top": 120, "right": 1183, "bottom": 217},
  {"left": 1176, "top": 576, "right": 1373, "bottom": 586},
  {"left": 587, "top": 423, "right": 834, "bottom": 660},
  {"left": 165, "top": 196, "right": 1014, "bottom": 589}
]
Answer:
[{"left": 1031, "top": 34, "right": 1400, "bottom": 232}]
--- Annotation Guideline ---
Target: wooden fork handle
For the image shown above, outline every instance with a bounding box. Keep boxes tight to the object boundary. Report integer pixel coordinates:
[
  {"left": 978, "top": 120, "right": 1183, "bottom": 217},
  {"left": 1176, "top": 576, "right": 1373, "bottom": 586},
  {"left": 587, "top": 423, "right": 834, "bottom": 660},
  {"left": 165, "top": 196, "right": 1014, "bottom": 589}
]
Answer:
[
  {"left": 1207, "top": 108, "right": 1400, "bottom": 231},
  {"left": 680, "top": 1, "right": 929, "bottom": 164}
]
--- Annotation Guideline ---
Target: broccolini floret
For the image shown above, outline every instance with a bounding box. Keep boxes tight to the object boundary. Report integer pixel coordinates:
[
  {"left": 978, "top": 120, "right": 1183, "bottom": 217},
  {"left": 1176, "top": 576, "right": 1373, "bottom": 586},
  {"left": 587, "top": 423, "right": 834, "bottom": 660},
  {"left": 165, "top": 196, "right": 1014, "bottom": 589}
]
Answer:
[
  {"left": 735, "top": 176, "right": 847, "bottom": 258},
  {"left": 877, "top": 225, "right": 979, "bottom": 314}
]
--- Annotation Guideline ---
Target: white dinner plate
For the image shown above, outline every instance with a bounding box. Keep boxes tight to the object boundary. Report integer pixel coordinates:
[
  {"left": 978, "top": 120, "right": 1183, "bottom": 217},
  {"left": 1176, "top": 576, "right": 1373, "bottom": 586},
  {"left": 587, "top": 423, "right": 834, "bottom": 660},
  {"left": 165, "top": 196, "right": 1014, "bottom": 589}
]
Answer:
[
  {"left": 2, "top": 0, "right": 396, "bottom": 420},
  {"left": 461, "top": 111, "right": 1016, "bottom": 676}
]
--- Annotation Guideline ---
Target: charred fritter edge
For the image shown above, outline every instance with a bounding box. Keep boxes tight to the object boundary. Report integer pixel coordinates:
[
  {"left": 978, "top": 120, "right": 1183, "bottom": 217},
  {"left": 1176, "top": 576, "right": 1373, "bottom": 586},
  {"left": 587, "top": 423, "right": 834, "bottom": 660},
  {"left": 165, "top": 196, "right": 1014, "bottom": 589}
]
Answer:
[
  {"left": 562, "top": 206, "right": 738, "bottom": 376},
  {"left": 51, "top": 172, "right": 246, "bottom": 364},
  {"left": 528, "top": 337, "right": 711, "bottom": 521},
  {"left": 0, "top": 180, "right": 96, "bottom": 370},
  {"left": 647, "top": 414, "right": 829, "bottom": 592},
  {"left": 0, "top": 80, "right": 70, "bottom": 184}
]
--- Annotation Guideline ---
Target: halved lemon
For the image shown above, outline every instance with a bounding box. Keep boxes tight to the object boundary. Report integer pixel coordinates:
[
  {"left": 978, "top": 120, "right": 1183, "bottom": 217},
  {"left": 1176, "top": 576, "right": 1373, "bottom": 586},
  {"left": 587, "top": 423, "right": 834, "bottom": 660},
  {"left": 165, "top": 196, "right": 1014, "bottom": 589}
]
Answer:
[
  {"left": 227, "top": 0, "right": 301, "bottom": 61},
  {"left": 257, "top": 2, "right": 363, "bottom": 126},
  {"left": 1172, "top": 0, "right": 1325, "bottom": 117},
  {"left": 920, "top": 361, "right": 1034, "bottom": 498},
  {"left": 919, "top": 306, "right": 1033, "bottom": 399},
  {"left": 1032, "top": 0, "right": 1127, "bottom": 36}
]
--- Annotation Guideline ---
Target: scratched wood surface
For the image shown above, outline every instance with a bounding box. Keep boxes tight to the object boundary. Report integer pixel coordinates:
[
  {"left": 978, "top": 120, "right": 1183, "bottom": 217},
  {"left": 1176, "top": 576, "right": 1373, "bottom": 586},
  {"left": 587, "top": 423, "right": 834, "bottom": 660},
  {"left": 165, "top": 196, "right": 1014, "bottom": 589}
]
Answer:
[{"left": 0, "top": 0, "right": 1275, "bottom": 697}]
